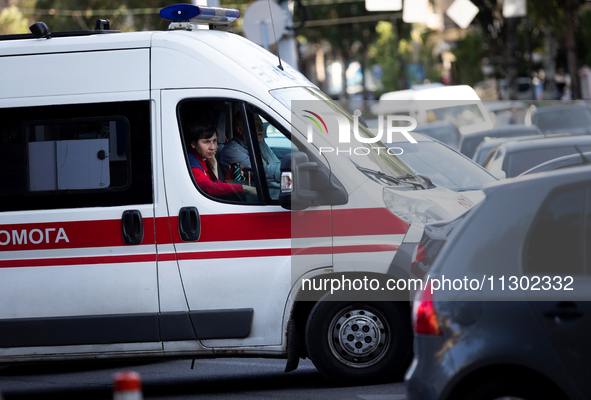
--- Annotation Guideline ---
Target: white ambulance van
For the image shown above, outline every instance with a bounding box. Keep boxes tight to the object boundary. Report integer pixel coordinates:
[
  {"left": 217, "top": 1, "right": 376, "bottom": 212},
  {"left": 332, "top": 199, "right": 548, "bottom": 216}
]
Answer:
[{"left": 0, "top": 5, "right": 475, "bottom": 384}]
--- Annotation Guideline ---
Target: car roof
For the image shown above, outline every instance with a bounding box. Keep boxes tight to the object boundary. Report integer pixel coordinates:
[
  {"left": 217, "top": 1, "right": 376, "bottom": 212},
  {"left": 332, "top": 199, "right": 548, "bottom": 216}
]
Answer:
[
  {"left": 531, "top": 103, "right": 590, "bottom": 114},
  {"left": 484, "top": 163, "right": 591, "bottom": 197},
  {"left": 462, "top": 124, "right": 541, "bottom": 139},
  {"left": 498, "top": 134, "right": 591, "bottom": 152},
  {"left": 0, "top": 29, "right": 312, "bottom": 93},
  {"left": 483, "top": 101, "right": 529, "bottom": 113}
]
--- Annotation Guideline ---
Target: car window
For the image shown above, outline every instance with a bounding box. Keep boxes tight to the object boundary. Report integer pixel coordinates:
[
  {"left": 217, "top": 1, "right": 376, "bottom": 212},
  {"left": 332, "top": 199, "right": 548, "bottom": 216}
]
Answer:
[
  {"left": 507, "top": 146, "right": 590, "bottom": 177},
  {"left": 524, "top": 186, "right": 586, "bottom": 275},
  {"left": 178, "top": 99, "right": 301, "bottom": 205},
  {"left": 534, "top": 108, "right": 591, "bottom": 132}
]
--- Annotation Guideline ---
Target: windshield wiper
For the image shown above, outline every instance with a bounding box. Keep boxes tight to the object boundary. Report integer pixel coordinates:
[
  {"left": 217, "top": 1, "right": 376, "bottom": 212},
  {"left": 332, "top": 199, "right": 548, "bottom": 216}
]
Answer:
[
  {"left": 395, "top": 173, "right": 429, "bottom": 189},
  {"left": 357, "top": 167, "right": 424, "bottom": 189}
]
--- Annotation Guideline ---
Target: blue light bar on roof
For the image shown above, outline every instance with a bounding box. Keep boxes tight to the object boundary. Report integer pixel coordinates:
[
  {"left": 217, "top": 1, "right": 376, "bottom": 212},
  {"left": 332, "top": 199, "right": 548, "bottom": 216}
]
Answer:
[{"left": 160, "top": 4, "right": 240, "bottom": 25}]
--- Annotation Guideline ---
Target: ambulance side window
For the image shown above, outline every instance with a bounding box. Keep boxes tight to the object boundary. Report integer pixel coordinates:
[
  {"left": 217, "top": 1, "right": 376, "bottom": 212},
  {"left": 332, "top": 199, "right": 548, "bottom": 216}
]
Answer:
[
  {"left": 0, "top": 101, "right": 152, "bottom": 212},
  {"left": 178, "top": 99, "right": 298, "bottom": 205},
  {"left": 26, "top": 117, "right": 128, "bottom": 192},
  {"left": 246, "top": 107, "right": 299, "bottom": 202}
]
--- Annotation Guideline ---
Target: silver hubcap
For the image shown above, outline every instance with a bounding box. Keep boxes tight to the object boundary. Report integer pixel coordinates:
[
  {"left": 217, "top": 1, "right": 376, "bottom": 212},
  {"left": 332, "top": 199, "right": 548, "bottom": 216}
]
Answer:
[{"left": 328, "top": 307, "right": 389, "bottom": 368}]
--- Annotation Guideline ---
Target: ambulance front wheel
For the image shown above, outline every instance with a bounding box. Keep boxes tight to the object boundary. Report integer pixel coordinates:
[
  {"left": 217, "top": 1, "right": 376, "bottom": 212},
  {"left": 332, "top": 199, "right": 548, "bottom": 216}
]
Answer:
[{"left": 305, "top": 297, "right": 412, "bottom": 385}]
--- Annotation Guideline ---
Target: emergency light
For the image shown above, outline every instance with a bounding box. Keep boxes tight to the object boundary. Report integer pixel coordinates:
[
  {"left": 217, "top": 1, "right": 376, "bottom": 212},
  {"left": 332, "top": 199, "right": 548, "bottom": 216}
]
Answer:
[{"left": 160, "top": 4, "right": 240, "bottom": 31}]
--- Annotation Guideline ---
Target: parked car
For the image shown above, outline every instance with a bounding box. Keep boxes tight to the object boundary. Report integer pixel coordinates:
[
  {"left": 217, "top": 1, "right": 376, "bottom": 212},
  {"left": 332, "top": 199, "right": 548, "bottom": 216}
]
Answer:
[
  {"left": 406, "top": 165, "right": 591, "bottom": 400},
  {"left": 458, "top": 125, "right": 541, "bottom": 160},
  {"left": 484, "top": 135, "right": 591, "bottom": 178},
  {"left": 413, "top": 122, "right": 461, "bottom": 148},
  {"left": 525, "top": 103, "right": 591, "bottom": 135},
  {"left": 519, "top": 151, "right": 591, "bottom": 175}
]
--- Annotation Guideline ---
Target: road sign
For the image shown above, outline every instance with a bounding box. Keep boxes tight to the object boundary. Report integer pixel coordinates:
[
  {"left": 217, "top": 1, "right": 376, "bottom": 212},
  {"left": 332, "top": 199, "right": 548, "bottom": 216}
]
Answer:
[{"left": 446, "top": 0, "right": 479, "bottom": 29}]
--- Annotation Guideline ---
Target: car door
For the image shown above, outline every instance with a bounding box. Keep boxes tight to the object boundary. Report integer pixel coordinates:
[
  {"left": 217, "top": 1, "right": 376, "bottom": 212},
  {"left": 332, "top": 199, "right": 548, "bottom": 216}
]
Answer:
[
  {"left": 524, "top": 184, "right": 591, "bottom": 398},
  {"left": 160, "top": 89, "right": 333, "bottom": 348}
]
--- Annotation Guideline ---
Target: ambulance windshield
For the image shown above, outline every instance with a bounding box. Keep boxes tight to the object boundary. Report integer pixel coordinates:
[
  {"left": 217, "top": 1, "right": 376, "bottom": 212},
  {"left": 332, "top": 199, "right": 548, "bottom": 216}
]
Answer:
[{"left": 271, "top": 87, "right": 423, "bottom": 187}]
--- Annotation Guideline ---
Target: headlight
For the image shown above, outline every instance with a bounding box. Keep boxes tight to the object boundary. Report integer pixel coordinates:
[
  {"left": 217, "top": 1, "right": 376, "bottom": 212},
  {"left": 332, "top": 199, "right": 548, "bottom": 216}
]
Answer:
[{"left": 383, "top": 188, "right": 452, "bottom": 225}]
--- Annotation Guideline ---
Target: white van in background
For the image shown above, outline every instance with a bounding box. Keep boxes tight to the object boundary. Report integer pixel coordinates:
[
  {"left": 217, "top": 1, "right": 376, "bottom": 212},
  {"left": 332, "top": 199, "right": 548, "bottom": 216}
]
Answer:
[
  {"left": 0, "top": 4, "right": 477, "bottom": 385},
  {"left": 372, "top": 85, "right": 494, "bottom": 135}
]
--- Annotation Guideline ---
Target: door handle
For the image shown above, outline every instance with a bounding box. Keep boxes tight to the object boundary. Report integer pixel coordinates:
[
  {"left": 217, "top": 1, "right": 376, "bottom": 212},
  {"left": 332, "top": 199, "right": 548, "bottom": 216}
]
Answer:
[
  {"left": 121, "top": 210, "right": 144, "bottom": 245},
  {"left": 179, "top": 206, "right": 200, "bottom": 242}
]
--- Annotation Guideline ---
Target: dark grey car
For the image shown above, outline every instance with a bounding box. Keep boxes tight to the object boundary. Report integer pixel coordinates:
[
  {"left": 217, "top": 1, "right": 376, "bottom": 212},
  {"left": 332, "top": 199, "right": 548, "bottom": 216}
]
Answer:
[
  {"left": 458, "top": 125, "right": 541, "bottom": 160},
  {"left": 525, "top": 103, "right": 591, "bottom": 135},
  {"left": 405, "top": 166, "right": 591, "bottom": 400},
  {"left": 484, "top": 135, "right": 591, "bottom": 178}
]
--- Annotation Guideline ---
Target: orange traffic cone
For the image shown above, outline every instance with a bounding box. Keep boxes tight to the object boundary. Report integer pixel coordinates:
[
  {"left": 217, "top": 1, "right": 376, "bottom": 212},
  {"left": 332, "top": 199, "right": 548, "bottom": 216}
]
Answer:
[{"left": 113, "top": 371, "right": 143, "bottom": 400}]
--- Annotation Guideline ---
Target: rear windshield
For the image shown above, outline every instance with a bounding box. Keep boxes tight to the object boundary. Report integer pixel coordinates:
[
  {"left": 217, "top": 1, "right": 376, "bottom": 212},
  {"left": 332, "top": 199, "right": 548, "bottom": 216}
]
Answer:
[
  {"left": 534, "top": 108, "right": 591, "bottom": 132},
  {"left": 508, "top": 145, "right": 591, "bottom": 177}
]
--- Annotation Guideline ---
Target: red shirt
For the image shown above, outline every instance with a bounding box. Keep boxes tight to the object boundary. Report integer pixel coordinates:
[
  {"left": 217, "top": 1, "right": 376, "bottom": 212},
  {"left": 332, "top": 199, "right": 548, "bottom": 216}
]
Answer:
[{"left": 191, "top": 153, "right": 244, "bottom": 197}]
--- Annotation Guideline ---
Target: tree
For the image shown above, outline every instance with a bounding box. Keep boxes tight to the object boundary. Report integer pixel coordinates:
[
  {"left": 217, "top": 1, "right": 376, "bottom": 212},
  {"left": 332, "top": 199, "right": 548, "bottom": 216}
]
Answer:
[
  {"left": 29, "top": 0, "right": 174, "bottom": 32},
  {"left": 300, "top": 2, "right": 381, "bottom": 99},
  {"left": 0, "top": 5, "right": 29, "bottom": 34}
]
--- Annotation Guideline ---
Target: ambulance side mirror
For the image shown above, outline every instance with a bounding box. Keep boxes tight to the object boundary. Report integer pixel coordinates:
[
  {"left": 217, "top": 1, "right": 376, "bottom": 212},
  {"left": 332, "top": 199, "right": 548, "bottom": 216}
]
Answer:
[
  {"left": 279, "top": 152, "right": 315, "bottom": 210},
  {"left": 279, "top": 151, "right": 347, "bottom": 211}
]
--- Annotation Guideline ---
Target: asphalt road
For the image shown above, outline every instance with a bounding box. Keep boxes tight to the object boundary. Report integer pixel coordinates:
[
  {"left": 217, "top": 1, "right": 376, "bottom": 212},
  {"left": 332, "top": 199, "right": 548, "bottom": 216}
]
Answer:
[{"left": 0, "top": 358, "right": 408, "bottom": 400}]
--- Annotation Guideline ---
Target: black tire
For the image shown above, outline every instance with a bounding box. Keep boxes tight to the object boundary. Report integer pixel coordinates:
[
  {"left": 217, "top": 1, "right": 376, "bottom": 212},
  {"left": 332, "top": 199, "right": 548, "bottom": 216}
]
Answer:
[
  {"left": 462, "top": 378, "right": 567, "bottom": 400},
  {"left": 304, "top": 293, "right": 412, "bottom": 385}
]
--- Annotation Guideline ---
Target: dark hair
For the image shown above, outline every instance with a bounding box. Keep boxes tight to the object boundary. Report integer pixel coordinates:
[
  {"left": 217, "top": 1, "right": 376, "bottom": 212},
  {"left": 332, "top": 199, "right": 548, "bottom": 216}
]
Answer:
[
  {"left": 232, "top": 112, "right": 245, "bottom": 134},
  {"left": 189, "top": 121, "right": 217, "bottom": 143}
]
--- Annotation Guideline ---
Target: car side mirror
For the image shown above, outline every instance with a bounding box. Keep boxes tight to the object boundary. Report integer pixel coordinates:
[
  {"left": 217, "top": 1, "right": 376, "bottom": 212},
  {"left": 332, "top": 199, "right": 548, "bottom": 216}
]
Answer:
[
  {"left": 279, "top": 151, "right": 347, "bottom": 210},
  {"left": 491, "top": 169, "right": 506, "bottom": 180}
]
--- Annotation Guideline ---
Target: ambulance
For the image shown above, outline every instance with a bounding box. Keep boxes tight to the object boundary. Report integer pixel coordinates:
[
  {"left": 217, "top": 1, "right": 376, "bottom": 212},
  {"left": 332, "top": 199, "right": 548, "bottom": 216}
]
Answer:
[{"left": 0, "top": 5, "right": 475, "bottom": 384}]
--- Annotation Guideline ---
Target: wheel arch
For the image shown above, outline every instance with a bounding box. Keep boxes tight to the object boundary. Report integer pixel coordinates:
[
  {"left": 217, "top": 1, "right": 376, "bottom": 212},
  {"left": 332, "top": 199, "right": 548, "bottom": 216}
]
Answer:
[{"left": 288, "top": 271, "right": 412, "bottom": 358}]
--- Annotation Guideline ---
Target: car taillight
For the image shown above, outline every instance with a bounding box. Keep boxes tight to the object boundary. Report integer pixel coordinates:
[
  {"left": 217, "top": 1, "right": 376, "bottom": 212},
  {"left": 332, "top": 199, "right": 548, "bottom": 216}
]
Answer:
[
  {"left": 412, "top": 282, "right": 442, "bottom": 335},
  {"left": 411, "top": 244, "right": 427, "bottom": 266}
]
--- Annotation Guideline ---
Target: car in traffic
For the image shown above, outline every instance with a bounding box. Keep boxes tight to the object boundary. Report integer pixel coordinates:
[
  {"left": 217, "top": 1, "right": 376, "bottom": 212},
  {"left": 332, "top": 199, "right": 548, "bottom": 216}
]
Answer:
[
  {"left": 519, "top": 150, "right": 591, "bottom": 175},
  {"left": 405, "top": 165, "right": 591, "bottom": 400},
  {"left": 483, "top": 135, "right": 591, "bottom": 178},
  {"left": 457, "top": 125, "right": 541, "bottom": 160},
  {"left": 409, "top": 208, "right": 474, "bottom": 280},
  {"left": 525, "top": 103, "right": 591, "bottom": 135},
  {"left": 484, "top": 100, "right": 528, "bottom": 126}
]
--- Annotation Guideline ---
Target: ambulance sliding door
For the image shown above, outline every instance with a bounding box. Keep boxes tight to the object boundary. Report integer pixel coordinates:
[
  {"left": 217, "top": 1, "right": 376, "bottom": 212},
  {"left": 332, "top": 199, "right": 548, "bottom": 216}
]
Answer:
[{"left": 0, "top": 96, "right": 160, "bottom": 357}]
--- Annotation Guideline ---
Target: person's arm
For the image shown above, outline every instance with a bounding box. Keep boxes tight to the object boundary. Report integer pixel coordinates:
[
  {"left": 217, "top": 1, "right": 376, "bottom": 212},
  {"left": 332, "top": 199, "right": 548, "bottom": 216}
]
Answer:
[
  {"left": 191, "top": 167, "right": 244, "bottom": 196},
  {"left": 260, "top": 142, "right": 281, "bottom": 182},
  {"left": 220, "top": 141, "right": 252, "bottom": 171}
]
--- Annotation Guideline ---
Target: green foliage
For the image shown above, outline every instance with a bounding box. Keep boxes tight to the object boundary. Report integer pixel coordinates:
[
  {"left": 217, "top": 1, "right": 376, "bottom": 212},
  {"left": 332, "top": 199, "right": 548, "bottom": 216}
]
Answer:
[
  {"left": 0, "top": 5, "right": 29, "bottom": 34},
  {"left": 452, "top": 28, "right": 487, "bottom": 85},
  {"left": 30, "top": 0, "right": 176, "bottom": 32},
  {"left": 369, "top": 21, "right": 400, "bottom": 93}
]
